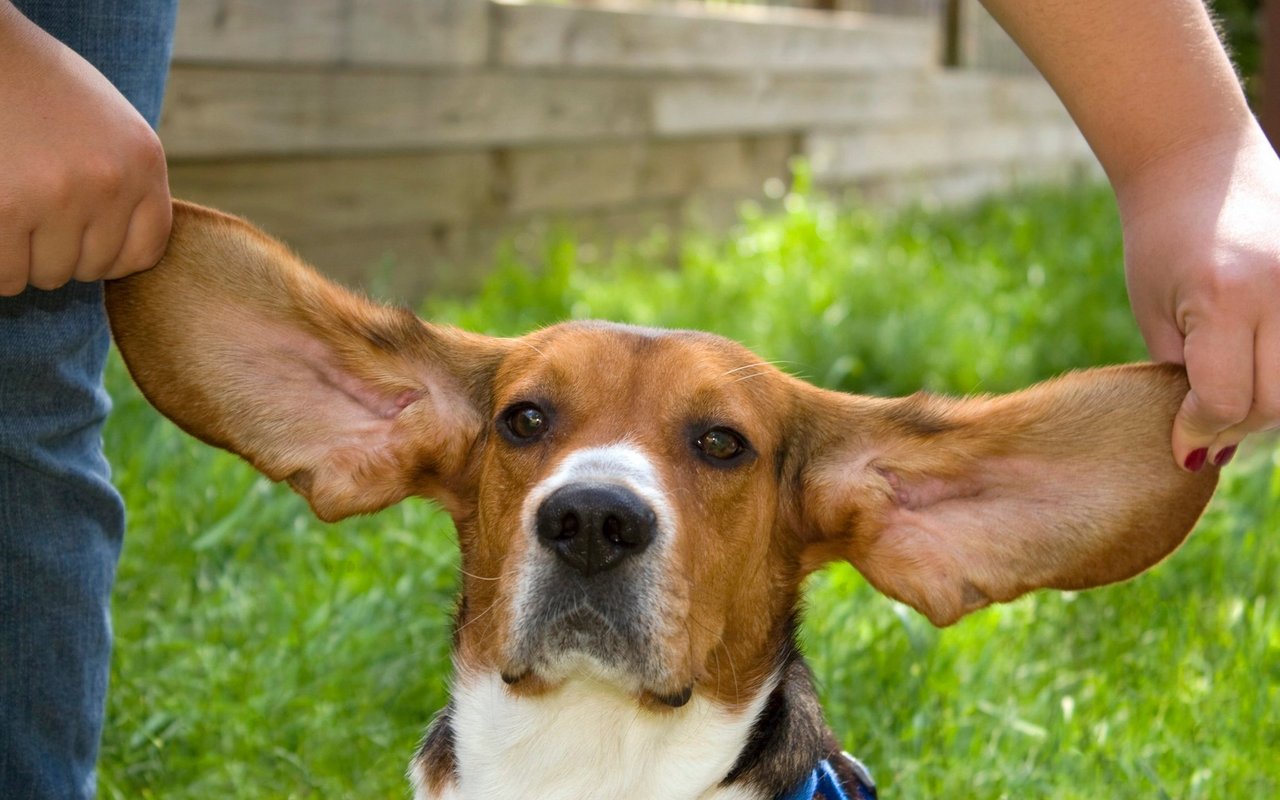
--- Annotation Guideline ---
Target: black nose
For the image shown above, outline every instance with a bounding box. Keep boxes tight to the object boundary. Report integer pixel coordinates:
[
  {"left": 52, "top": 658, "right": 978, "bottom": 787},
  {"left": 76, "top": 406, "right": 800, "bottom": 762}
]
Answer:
[{"left": 535, "top": 484, "right": 657, "bottom": 577}]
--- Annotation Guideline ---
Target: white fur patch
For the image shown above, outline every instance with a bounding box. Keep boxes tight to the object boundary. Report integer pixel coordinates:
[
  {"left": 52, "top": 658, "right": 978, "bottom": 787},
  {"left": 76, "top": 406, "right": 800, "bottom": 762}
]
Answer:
[
  {"left": 427, "top": 671, "right": 772, "bottom": 800},
  {"left": 507, "top": 443, "right": 680, "bottom": 682},
  {"left": 518, "top": 442, "right": 674, "bottom": 537}
]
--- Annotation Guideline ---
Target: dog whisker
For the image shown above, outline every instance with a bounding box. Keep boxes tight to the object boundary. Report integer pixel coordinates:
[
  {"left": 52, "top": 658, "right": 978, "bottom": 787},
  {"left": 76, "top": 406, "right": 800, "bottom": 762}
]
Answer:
[
  {"left": 687, "top": 612, "right": 740, "bottom": 704},
  {"left": 455, "top": 598, "right": 502, "bottom": 635},
  {"left": 722, "top": 361, "right": 777, "bottom": 376},
  {"left": 522, "top": 340, "right": 549, "bottom": 360},
  {"left": 458, "top": 568, "right": 503, "bottom": 582}
]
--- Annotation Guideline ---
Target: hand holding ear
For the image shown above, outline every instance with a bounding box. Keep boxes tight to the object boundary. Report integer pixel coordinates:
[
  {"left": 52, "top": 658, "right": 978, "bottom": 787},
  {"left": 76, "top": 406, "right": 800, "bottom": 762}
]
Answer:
[
  {"left": 0, "top": 1, "right": 172, "bottom": 297},
  {"left": 1121, "top": 130, "right": 1280, "bottom": 471}
]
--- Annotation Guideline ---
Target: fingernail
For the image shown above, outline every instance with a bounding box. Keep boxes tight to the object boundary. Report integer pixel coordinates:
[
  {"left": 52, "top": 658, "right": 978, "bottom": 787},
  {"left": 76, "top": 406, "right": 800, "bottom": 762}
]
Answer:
[
  {"left": 1213, "top": 445, "right": 1238, "bottom": 467},
  {"left": 1184, "top": 448, "right": 1209, "bottom": 472}
]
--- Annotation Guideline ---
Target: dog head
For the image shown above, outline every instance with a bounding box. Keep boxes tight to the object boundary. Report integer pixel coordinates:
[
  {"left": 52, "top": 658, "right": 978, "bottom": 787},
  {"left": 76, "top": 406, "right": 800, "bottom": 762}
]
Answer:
[{"left": 107, "top": 202, "right": 1219, "bottom": 712}]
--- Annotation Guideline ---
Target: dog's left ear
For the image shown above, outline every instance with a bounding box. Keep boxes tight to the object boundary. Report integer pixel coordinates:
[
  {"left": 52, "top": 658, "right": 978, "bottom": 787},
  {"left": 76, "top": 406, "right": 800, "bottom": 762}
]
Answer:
[
  {"left": 107, "top": 201, "right": 512, "bottom": 522},
  {"left": 798, "top": 365, "right": 1219, "bottom": 626}
]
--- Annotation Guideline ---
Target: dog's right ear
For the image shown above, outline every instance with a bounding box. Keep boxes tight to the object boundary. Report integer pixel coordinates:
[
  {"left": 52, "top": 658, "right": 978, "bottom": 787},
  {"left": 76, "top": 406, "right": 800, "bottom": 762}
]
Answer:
[
  {"left": 106, "top": 201, "right": 512, "bottom": 522},
  {"left": 795, "top": 364, "right": 1219, "bottom": 627}
]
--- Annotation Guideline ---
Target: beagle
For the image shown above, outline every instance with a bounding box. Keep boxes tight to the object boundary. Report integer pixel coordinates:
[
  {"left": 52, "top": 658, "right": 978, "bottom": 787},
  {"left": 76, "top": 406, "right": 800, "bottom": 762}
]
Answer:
[{"left": 105, "top": 202, "right": 1220, "bottom": 800}]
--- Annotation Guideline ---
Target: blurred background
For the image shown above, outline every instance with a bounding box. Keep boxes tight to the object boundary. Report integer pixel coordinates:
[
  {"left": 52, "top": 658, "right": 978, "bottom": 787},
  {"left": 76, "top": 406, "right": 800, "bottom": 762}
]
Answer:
[
  {"left": 157, "top": 0, "right": 1275, "bottom": 297},
  {"left": 159, "top": 0, "right": 1104, "bottom": 297}
]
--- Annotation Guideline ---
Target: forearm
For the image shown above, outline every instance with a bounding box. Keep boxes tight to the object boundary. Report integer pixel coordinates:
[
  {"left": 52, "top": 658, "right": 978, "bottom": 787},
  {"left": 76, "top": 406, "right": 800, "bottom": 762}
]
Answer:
[
  {"left": 983, "top": 1, "right": 1280, "bottom": 470},
  {"left": 979, "top": 0, "right": 1261, "bottom": 197}
]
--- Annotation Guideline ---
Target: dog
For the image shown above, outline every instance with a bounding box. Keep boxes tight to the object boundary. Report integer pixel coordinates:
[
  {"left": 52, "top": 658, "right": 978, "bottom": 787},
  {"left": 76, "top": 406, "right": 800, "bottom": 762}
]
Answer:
[{"left": 105, "top": 202, "right": 1220, "bottom": 800}]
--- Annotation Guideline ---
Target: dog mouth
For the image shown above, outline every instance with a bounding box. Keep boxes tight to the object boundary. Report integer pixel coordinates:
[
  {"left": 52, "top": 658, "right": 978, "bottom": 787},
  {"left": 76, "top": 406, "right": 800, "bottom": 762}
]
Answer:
[{"left": 502, "top": 599, "right": 693, "bottom": 707}]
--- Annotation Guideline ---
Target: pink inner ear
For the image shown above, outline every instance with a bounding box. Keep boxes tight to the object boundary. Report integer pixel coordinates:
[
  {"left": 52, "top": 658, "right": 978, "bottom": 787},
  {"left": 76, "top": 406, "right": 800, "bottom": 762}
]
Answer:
[
  {"left": 234, "top": 318, "right": 409, "bottom": 426},
  {"left": 876, "top": 466, "right": 985, "bottom": 510},
  {"left": 212, "top": 314, "right": 426, "bottom": 511},
  {"left": 297, "top": 334, "right": 422, "bottom": 420},
  {"left": 811, "top": 364, "right": 1217, "bottom": 629},
  {"left": 213, "top": 311, "right": 486, "bottom": 522},
  {"left": 858, "top": 465, "right": 1007, "bottom": 622},
  {"left": 856, "top": 454, "right": 1129, "bottom": 626}
]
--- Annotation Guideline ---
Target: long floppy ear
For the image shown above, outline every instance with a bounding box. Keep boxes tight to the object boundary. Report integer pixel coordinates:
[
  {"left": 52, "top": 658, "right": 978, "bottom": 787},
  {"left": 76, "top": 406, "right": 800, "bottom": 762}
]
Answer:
[
  {"left": 106, "top": 201, "right": 511, "bottom": 522},
  {"left": 799, "top": 364, "right": 1219, "bottom": 626}
]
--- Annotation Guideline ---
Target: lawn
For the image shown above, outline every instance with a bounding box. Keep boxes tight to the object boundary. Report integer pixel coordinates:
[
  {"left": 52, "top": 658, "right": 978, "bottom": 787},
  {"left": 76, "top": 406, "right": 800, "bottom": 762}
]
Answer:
[{"left": 99, "top": 181, "right": 1280, "bottom": 799}]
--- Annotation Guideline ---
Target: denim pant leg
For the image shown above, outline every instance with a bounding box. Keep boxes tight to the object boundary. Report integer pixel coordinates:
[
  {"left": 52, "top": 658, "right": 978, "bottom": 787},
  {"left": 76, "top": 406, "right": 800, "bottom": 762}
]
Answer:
[{"left": 0, "top": 2, "right": 175, "bottom": 798}]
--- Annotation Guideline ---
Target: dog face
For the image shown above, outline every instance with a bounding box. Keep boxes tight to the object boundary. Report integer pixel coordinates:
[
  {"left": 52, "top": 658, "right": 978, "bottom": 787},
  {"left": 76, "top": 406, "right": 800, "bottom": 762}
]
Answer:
[
  {"left": 106, "top": 202, "right": 1220, "bottom": 717},
  {"left": 457, "top": 323, "right": 808, "bottom": 708}
]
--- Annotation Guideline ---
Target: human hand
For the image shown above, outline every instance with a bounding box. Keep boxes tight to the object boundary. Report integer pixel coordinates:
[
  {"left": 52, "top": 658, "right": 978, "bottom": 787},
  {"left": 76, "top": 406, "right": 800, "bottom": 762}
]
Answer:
[
  {"left": 1120, "top": 128, "right": 1280, "bottom": 471},
  {"left": 0, "top": 2, "right": 171, "bottom": 297}
]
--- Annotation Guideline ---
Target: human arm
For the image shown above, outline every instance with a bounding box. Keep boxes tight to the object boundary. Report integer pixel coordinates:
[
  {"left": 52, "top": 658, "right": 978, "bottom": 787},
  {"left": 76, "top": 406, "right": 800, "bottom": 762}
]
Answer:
[
  {"left": 979, "top": 0, "right": 1280, "bottom": 470},
  {"left": 0, "top": 0, "right": 172, "bottom": 297}
]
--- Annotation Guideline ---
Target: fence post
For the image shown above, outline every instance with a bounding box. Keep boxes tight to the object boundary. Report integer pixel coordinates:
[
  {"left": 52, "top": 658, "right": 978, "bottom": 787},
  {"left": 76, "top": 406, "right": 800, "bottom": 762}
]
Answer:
[
  {"left": 942, "top": 0, "right": 961, "bottom": 67},
  {"left": 1265, "top": 0, "right": 1280, "bottom": 151}
]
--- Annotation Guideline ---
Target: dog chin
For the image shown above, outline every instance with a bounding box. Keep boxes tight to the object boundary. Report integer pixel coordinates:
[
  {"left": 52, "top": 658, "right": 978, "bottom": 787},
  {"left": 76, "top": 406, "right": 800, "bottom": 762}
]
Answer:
[
  {"left": 501, "top": 610, "right": 692, "bottom": 708},
  {"left": 500, "top": 655, "right": 696, "bottom": 710}
]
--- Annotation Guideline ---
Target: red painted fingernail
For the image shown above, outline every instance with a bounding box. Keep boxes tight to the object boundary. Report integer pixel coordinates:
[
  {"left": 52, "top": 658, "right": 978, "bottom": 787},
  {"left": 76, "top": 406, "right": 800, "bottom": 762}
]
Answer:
[
  {"left": 1184, "top": 448, "right": 1209, "bottom": 472},
  {"left": 1214, "top": 446, "right": 1237, "bottom": 467}
]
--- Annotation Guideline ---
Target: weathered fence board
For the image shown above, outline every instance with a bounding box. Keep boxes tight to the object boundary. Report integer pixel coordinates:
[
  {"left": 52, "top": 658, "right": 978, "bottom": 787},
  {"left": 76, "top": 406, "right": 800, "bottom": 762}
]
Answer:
[
  {"left": 168, "top": 153, "right": 496, "bottom": 236},
  {"left": 492, "top": 1, "right": 938, "bottom": 74},
  {"left": 173, "top": 0, "right": 487, "bottom": 67},
  {"left": 807, "top": 118, "right": 1091, "bottom": 182},
  {"left": 161, "top": 65, "right": 1073, "bottom": 160},
  {"left": 500, "top": 135, "right": 795, "bottom": 214},
  {"left": 160, "top": 69, "right": 655, "bottom": 157},
  {"left": 160, "top": 0, "right": 1094, "bottom": 293}
]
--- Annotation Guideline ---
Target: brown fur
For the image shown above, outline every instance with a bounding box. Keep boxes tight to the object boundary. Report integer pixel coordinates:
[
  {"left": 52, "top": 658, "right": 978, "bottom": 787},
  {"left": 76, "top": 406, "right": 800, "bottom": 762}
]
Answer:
[{"left": 107, "top": 201, "right": 1220, "bottom": 766}]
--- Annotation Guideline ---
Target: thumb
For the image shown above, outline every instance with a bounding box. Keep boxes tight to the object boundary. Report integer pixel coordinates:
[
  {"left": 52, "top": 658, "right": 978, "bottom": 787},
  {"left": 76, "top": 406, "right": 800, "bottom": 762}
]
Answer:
[{"left": 1170, "top": 322, "right": 1254, "bottom": 470}]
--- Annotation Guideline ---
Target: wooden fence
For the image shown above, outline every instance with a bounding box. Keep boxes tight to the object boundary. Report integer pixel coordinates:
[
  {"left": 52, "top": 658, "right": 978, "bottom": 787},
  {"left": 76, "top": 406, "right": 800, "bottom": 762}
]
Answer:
[{"left": 160, "top": 0, "right": 1095, "bottom": 298}]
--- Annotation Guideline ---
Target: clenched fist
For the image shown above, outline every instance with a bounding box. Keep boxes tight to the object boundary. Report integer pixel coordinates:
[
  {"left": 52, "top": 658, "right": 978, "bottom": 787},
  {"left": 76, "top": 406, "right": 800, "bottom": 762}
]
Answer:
[{"left": 0, "top": 1, "right": 171, "bottom": 297}]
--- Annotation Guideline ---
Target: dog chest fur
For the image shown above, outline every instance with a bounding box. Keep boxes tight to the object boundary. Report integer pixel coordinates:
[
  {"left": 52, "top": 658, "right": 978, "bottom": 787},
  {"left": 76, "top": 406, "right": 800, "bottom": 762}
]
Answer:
[{"left": 413, "top": 670, "right": 773, "bottom": 800}]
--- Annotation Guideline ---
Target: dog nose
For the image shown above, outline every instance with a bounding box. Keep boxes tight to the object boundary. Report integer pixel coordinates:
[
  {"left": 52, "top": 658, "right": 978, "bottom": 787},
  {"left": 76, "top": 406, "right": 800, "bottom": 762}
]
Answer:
[{"left": 535, "top": 484, "right": 657, "bottom": 577}]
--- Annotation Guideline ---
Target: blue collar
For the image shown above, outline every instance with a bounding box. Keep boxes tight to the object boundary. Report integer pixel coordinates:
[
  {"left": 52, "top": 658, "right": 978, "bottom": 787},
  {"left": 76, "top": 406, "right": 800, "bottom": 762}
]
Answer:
[{"left": 777, "top": 752, "right": 878, "bottom": 800}]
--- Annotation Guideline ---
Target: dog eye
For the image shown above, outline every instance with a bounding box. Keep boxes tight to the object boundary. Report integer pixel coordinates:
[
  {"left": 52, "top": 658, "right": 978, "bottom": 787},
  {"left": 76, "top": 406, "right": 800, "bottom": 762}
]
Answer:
[
  {"left": 695, "top": 427, "right": 746, "bottom": 461},
  {"left": 503, "top": 403, "right": 548, "bottom": 441}
]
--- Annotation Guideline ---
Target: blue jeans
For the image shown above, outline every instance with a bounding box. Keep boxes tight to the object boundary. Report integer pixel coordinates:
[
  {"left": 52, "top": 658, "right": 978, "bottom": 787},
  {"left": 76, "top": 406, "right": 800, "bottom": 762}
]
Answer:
[{"left": 0, "top": 2, "right": 175, "bottom": 798}]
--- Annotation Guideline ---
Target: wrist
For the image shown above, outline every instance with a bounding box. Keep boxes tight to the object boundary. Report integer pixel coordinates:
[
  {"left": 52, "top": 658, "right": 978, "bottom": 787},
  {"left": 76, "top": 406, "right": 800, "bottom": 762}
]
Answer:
[{"left": 1113, "top": 120, "right": 1275, "bottom": 225}]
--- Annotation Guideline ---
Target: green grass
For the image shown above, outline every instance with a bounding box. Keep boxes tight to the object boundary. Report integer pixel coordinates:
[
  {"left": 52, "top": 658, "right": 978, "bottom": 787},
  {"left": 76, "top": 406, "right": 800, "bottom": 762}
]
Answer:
[{"left": 100, "top": 181, "right": 1280, "bottom": 799}]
